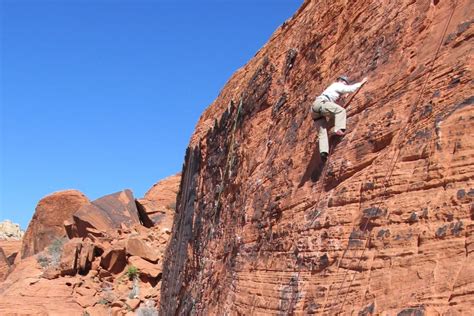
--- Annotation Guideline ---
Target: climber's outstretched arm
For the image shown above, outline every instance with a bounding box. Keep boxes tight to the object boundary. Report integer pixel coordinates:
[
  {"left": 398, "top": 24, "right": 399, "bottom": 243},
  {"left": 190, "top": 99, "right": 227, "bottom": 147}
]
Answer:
[{"left": 336, "top": 77, "right": 368, "bottom": 94}]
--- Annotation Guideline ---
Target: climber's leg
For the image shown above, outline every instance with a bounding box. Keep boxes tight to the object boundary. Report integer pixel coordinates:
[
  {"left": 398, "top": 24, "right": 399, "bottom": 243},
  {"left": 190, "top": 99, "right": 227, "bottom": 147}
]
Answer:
[
  {"left": 318, "top": 117, "right": 329, "bottom": 157},
  {"left": 321, "top": 101, "right": 346, "bottom": 134}
]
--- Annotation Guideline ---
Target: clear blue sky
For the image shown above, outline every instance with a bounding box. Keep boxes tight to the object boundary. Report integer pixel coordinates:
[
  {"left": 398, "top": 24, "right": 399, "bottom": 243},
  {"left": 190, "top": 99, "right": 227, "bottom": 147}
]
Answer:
[{"left": 0, "top": 0, "right": 303, "bottom": 229}]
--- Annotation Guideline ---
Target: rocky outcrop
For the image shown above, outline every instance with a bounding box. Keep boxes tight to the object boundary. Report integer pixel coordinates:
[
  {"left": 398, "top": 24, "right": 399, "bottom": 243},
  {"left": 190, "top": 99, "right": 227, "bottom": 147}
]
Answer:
[
  {"left": 0, "top": 240, "right": 22, "bottom": 281},
  {"left": 21, "top": 190, "right": 90, "bottom": 259},
  {"left": 143, "top": 173, "right": 181, "bottom": 203},
  {"left": 0, "top": 220, "right": 24, "bottom": 240},
  {"left": 68, "top": 189, "right": 140, "bottom": 238},
  {"left": 0, "top": 249, "right": 10, "bottom": 281},
  {"left": 161, "top": 0, "right": 474, "bottom": 315},
  {"left": 0, "top": 256, "right": 84, "bottom": 315},
  {"left": 0, "top": 178, "right": 177, "bottom": 315},
  {"left": 136, "top": 174, "right": 180, "bottom": 227},
  {"left": 0, "top": 240, "right": 21, "bottom": 264}
]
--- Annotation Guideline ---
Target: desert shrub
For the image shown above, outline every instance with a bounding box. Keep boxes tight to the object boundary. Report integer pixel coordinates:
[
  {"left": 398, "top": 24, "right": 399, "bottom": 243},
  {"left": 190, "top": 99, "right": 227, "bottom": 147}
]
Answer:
[
  {"left": 125, "top": 265, "right": 139, "bottom": 280},
  {"left": 36, "top": 237, "right": 67, "bottom": 269},
  {"left": 136, "top": 305, "right": 158, "bottom": 316},
  {"left": 128, "top": 277, "right": 140, "bottom": 299},
  {"left": 136, "top": 300, "right": 158, "bottom": 316},
  {"left": 36, "top": 253, "right": 50, "bottom": 268},
  {"left": 47, "top": 237, "right": 67, "bottom": 267}
]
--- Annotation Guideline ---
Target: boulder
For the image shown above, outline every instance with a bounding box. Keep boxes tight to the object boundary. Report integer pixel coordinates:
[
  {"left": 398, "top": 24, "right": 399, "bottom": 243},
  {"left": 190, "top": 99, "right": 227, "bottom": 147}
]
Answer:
[
  {"left": 72, "top": 189, "right": 140, "bottom": 238},
  {"left": 126, "top": 238, "right": 159, "bottom": 263},
  {"left": 78, "top": 240, "right": 97, "bottom": 274},
  {"left": 100, "top": 246, "right": 126, "bottom": 274},
  {"left": 128, "top": 256, "right": 161, "bottom": 278},
  {"left": 59, "top": 238, "right": 83, "bottom": 276},
  {"left": 143, "top": 174, "right": 181, "bottom": 204},
  {"left": 136, "top": 174, "right": 180, "bottom": 227},
  {"left": 21, "top": 190, "right": 90, "bottom": 258},
  {"left": 126, "top": 298, "right": 140, "bottom": 310}
]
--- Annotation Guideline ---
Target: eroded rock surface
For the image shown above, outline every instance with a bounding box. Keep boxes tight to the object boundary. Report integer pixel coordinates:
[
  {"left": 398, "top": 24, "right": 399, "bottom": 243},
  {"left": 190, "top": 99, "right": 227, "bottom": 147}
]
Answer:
[
  {"left": 161, "top": 0, "right": 474, "bottom": 314},
  {"left": 21, "top": 190, "right": 90, "bottom": 259}
]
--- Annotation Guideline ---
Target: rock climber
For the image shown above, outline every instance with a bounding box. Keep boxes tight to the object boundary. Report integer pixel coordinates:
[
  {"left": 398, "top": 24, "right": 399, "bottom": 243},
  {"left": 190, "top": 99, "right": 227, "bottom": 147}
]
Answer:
[{"left": 311, "top": 75, "right": 368, "bottom": 161}]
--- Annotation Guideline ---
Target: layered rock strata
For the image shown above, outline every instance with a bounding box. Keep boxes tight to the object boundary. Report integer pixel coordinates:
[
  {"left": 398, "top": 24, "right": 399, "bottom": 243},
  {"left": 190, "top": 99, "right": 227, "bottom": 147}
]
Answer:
[{"left": 161, "top": 0, "right": 474, "bottom": 315}]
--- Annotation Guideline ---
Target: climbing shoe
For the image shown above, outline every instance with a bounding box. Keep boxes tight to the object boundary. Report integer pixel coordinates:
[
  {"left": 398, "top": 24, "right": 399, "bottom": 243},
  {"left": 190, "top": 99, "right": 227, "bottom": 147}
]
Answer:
[
  {"left": 320, "top": 152, "right": 329, "bottom": 162},
  {"left": 335, "top": 129, "right": 346, "bottom": 136}
]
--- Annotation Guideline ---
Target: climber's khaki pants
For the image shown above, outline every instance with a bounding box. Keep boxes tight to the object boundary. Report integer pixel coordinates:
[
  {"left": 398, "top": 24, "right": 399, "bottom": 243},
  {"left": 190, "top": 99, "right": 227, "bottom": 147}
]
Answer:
[{"left": 311, "top": 99, "right": 346, "bottom": 154}]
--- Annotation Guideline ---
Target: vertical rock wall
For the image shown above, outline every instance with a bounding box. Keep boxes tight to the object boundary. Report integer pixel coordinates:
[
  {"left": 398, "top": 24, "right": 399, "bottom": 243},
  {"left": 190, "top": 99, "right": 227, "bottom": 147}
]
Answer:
[{"left": 161, "top": 0, "right": 474, "bottom": 314}]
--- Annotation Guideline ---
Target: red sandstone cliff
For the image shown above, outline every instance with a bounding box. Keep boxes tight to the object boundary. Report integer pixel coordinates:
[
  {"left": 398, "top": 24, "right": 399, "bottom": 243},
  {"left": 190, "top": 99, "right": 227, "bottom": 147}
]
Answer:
[{"left": 161, "top": 0, "right": 474, "bottom": 315}]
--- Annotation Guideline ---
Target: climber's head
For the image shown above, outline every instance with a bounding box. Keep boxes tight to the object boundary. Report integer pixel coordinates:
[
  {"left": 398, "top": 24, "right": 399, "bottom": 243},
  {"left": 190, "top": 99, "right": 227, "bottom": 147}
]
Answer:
[{"left": 337, "top": 75, "right": 350, "bottom": 84}]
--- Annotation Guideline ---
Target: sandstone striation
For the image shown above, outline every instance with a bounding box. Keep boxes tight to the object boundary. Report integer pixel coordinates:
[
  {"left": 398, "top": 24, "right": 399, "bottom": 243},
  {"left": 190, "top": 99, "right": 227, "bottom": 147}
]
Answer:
[
  {"left": 161, "top": 0, "right": 474, "bottom": 315},
  {"left": 21, "top": 190, "right": 90, "bottom": 259}
]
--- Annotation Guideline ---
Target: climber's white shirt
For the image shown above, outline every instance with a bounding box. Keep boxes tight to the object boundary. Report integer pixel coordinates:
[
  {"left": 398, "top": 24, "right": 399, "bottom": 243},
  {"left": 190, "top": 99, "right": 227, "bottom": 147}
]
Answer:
[{"left": 321, "top": 81, "right": 363, "bottom": 102}]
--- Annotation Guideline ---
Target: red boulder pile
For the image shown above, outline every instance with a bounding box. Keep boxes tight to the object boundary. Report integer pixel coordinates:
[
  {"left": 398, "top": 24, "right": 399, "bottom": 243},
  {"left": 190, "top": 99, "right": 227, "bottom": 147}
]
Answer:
[{"left": 0, "top": 174, "right": 180, "bottom": 315}]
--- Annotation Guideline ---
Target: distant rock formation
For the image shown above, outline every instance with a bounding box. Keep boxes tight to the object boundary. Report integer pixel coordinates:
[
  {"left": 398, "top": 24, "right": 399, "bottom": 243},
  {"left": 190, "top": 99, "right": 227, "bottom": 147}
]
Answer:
[
  {"left": 21, "top": 190, "right": 90, "bottom": 259},
  {"left": 0, "top": 220, "right": 24, "bottom": 240}
]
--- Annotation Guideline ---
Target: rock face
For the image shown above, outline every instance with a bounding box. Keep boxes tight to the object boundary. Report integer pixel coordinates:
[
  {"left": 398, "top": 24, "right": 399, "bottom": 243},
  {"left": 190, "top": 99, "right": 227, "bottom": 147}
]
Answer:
[
  {"left": 0, "top": 220, "right": 24, "bottom": 240},
  {"left": 161, "top": 1, "right": 474, "bottom": 315}
]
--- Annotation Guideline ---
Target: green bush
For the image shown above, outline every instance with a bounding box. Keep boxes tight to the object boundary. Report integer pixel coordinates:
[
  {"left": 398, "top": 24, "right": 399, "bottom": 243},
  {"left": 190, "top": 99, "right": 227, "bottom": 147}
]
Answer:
[{"left": 125, "top": 265, "right": 140, "bottom": 280}]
